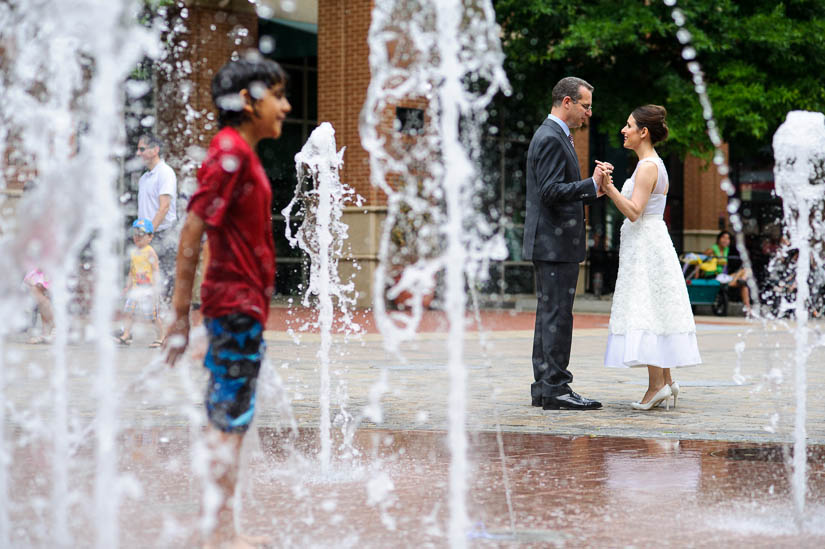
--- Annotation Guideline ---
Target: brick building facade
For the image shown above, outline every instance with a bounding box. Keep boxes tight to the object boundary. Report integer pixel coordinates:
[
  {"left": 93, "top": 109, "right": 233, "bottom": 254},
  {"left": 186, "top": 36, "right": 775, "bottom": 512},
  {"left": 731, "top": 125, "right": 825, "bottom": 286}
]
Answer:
[
  {"left": 0, "top": 0, "right": 736, "bottom": 307},
  {"left": 312, "top": 0, "right": 729, "bottom": 303}
]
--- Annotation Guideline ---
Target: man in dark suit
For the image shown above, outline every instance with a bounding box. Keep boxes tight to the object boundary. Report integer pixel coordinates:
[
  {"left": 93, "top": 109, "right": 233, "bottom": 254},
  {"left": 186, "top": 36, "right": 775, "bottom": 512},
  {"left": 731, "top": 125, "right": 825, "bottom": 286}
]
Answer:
[{"left": 523, "top": 76, "right": 612, "bottom": 410}]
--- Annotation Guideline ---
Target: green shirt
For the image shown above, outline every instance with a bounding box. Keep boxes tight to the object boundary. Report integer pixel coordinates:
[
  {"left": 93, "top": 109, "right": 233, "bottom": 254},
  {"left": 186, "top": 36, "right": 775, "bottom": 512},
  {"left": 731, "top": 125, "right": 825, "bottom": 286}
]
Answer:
[{"left": 710, "top": 244, "right": 729, "bottom": 274}]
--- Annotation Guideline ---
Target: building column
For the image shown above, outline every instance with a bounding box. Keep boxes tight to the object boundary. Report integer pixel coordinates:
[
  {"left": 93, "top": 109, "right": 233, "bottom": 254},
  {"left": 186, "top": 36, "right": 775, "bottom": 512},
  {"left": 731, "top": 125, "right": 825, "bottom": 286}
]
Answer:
[
  {"left": 682, "top": 144, "right": 730, "bottom": 252},
  {"left": 318, "top": 0, "right": 380, "bottom": 308},
  {"left": 155, "top": 0, "right": 258, "bottom": 196}
]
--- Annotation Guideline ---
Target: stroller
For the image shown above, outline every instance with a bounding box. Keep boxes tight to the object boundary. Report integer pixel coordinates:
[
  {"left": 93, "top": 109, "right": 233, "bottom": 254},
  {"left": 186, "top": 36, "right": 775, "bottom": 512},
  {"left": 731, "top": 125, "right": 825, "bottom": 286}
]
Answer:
[{"left": 680, "top": 252, "right": 740, "bottom": 316}]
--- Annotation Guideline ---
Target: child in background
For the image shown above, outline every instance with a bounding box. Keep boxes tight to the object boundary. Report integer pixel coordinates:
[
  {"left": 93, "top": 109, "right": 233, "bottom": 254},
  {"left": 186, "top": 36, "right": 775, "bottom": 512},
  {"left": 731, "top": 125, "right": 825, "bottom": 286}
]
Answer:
[
  {"left": 24, "top": 268, "right": 54, "bottom": 344},
  {"left": 118, "top": 218, "right": 163, "bottom": 347}
]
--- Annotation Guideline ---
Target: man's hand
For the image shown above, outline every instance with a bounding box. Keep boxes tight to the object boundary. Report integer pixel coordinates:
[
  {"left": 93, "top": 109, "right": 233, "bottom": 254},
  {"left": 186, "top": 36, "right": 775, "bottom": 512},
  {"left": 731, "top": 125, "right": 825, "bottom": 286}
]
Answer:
[
  {"left": 594, "top": 160, "right": 614, "bottom": 197},
  {"left": 593, "top": 164, "right": 605, "bottom": 186},
  {"left": 595, "top": 160, "right": 614, "bottom": 173},
  {"left": 163, "top": 313, "right": 190, "bottom": 367}
]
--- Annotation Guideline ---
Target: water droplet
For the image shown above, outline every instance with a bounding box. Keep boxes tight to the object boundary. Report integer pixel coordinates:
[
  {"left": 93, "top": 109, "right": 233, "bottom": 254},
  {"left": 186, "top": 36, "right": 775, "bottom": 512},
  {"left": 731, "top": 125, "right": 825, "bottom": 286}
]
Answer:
[
  {"left": 676, "top": 29, "right": 692, "bottom": 44},
  {"left": 125, "top": 80, "right": 150, "bottom": 98},
  {"left": 186, "top": 145, "right": 207, "bottom": 163},
  {"left": 664, "top": 0, "right": 677, "bottom": 6},
  {"left": 250, "top": 81, "right": 267, "bottom": 99},
  {"left": 216, "top": 93, "right": 244, "bottom": 112},
  {"left": 260, "top": 35, "right": 275, "bottom": 54},
  {"left": 682, "top": 46, "right": 696, "bottom": 60},
  {"left": 256, "top": 4, "right": 274, "bottom": 18},
  {"left": 672, "top": 9, "right": 685, "bottom": 26},
  {"left": 126, "top": 157, "right": 144, "bottom": 171},
  {"left": 280, "top": 0, "right": 297, "bottom": 12}
]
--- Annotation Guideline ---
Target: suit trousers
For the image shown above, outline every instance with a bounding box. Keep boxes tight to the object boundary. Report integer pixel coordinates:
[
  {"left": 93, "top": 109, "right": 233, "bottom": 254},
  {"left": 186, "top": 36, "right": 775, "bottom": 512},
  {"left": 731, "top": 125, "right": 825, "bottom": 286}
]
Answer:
[{"left": 531, "top": 260, "right": 579, "bottom": 399}]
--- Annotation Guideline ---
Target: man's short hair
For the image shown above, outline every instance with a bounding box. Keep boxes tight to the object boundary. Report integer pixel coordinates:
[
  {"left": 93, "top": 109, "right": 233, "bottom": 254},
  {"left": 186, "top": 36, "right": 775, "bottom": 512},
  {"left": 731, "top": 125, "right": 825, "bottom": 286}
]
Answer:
[
  {"left": 211, "top": 56, "right": 289, "bottom": 128},
  {"left": 138, "top": 133, "right": 162, "bottom": 154},
  {"left": 551, "top": 77, "right": 594, "bottom": 107}
]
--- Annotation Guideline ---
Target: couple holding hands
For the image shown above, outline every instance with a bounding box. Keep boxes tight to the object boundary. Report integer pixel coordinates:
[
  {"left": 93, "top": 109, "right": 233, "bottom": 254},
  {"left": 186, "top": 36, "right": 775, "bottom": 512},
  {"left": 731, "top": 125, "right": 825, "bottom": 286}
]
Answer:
[{"left": 524, "top": 76, "right": 702, "bottom": 413}]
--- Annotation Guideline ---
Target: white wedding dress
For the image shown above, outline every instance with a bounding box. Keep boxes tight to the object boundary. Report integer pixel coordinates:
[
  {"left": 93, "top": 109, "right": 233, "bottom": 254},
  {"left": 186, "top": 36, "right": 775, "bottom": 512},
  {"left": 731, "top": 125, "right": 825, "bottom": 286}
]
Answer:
[{"left": 604, "top": 155, "right": 702, "bottom": 368}]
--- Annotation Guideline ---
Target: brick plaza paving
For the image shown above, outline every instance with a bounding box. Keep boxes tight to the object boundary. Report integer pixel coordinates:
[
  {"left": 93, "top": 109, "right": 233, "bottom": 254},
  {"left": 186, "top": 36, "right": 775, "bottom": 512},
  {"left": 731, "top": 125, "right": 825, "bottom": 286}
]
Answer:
[
  {"left": 4, "top": 307, "right": 825, "bottom": 547},
  {"left": 256, "top": 309, "right": 825, "bottom": 445}
]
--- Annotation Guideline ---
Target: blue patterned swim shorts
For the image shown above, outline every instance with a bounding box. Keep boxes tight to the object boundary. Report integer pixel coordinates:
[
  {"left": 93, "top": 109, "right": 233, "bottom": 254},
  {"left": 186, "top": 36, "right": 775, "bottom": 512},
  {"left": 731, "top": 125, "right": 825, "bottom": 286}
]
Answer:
[{"left": 203, "top": 313, "right": 264, "bottom": 433}]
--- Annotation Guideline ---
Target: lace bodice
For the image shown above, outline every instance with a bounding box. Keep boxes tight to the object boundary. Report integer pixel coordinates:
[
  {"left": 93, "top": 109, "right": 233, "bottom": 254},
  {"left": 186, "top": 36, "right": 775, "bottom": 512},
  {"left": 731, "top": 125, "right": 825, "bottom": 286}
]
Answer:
[{"left": 620, "top": 155, "right": 668, "bottom": 217}]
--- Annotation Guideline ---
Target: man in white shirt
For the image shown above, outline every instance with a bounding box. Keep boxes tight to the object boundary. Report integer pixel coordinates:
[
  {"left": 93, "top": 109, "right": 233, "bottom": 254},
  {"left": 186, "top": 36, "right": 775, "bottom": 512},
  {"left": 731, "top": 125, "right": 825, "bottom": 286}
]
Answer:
[{"left": 136, "top": 133, "right": 177, "bottom": 304}]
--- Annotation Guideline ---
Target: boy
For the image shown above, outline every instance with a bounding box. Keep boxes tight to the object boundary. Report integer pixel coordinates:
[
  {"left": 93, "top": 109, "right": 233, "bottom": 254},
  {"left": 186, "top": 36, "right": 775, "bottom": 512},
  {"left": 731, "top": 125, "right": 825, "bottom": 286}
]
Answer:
[
  {"left": 118, "top": 218, "right": 163, "bottom": 347},
  {"left": 163, "top": 56, "right": 290, "bottom": 549}
]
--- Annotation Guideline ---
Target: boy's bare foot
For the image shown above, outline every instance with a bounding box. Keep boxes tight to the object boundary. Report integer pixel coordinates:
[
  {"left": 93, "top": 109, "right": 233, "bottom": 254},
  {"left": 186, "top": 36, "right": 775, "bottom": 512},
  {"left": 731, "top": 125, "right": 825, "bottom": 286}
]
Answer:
[{"left": 204, "top": 533, "right": 270, "bottom": 549}]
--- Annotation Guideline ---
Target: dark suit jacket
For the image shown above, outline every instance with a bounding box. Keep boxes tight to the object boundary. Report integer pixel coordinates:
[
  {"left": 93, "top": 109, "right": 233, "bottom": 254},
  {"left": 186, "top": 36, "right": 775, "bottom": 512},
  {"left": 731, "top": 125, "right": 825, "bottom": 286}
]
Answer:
[{"left": 522, "top": 118, "right": 598, "bottom": 263}]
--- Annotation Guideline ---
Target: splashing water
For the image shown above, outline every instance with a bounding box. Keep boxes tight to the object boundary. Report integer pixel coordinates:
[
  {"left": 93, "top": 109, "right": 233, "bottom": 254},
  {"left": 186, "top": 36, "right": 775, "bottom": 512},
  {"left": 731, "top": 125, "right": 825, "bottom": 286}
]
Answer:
[
  {"left": 664, "top": 0, "right": 825, "bottom": 528},
  {"left": 283, "top": 122, "right": 363, "bottom": 473},
  {"left": 0, "top": 1, "right": 157, "bottom": 546},
  {"left": 663, "top": 0, "right": 760, "bottom": 316},
  {"left": 361, "top": 0, "right": 509, "bottom": 546},
  {"left": 772, "top": 111, "right": 825, "bottom": 522}
]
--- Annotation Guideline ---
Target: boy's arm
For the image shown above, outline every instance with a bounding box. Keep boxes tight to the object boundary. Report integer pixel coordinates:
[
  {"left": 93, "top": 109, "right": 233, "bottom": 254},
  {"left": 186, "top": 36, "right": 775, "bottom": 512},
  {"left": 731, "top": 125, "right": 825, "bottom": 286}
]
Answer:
[{"left": 163, "top": 212, "right": 206, "bottom": 366}]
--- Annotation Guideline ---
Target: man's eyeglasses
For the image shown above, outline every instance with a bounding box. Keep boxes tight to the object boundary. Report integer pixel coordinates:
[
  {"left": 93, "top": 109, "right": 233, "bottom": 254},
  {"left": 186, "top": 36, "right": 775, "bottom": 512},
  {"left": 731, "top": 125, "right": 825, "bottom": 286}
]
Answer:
[
  {"left": 572, "top": 100, "right": 592, "bottom": 112},
  {"left": 137, "top": 146, "right": 147, "bottom": 152}
]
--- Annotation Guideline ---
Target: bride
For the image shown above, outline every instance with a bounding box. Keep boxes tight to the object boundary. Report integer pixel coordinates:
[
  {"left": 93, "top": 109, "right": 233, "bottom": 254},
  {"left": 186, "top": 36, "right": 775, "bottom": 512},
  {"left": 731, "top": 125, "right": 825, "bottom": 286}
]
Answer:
[{"left": 598, "top": 105, "right": 701, "bottom": 410}]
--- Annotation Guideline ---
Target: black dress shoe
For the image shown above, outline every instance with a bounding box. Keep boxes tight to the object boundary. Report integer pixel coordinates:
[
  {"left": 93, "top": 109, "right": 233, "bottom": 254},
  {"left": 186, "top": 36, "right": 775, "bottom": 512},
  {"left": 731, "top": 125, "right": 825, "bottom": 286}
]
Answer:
[{"left": 542, "top": 391, "right": 602, "bottom": 410}]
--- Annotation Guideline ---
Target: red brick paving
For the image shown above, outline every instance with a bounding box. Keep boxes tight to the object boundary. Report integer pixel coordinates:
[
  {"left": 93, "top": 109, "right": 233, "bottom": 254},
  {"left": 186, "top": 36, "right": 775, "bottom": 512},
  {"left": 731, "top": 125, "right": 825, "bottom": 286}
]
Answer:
[
  {"left": 264, "top": 305, "right": 749, "bottom": 334},
  {"left": 265, "top": 307, "right": 610, "bottom": 334}
]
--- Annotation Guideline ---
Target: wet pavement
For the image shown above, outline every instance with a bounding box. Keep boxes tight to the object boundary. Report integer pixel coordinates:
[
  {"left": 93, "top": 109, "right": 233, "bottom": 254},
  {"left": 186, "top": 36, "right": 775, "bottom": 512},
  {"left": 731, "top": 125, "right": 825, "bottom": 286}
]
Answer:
[{"left": 3, "top": 307, "right": 825, "bottom": 547}]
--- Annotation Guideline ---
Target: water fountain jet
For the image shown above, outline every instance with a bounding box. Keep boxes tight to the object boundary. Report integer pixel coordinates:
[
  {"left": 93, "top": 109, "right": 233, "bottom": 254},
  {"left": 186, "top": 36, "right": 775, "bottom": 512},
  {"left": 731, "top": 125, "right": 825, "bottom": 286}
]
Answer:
[
  {"left": 283, "top": 122, "right": 363, "bottom": 473},
  {"left": 664, "top": 0, "right": 825, "bottom": 529},
  {"left": 361, "top": 1, "right": 509, "bottom": 545},
  {"left": 772, "top": 110, "right": 825, "bottom": 522}
]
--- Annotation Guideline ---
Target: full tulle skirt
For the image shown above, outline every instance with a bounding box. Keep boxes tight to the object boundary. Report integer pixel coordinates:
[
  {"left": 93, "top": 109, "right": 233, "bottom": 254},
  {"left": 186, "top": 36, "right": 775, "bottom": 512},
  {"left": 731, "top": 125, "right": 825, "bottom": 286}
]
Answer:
[{"left": 605, "top": 216, "right": 701, "bottom": 368}]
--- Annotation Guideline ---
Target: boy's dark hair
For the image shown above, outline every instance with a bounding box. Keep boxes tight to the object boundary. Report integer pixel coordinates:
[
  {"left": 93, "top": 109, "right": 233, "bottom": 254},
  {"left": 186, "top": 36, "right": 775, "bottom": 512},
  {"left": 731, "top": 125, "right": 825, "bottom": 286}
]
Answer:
[{"left": 211, "top": 57, "right": 288, "bottom": 128}]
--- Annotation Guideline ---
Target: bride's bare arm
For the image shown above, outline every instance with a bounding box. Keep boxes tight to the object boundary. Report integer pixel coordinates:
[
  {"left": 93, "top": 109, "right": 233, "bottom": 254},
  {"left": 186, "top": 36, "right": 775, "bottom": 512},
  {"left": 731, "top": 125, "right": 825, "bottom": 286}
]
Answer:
[{"left": 603, "top": 162, "right": 658, "bottom": 222}]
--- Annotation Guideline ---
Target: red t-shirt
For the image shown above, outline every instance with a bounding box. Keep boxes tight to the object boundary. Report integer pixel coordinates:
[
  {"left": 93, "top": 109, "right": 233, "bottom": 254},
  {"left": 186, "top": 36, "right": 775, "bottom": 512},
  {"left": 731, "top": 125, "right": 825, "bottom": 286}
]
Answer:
[{"left": 188, "top": 126, "right": 275, "bottom": 324}]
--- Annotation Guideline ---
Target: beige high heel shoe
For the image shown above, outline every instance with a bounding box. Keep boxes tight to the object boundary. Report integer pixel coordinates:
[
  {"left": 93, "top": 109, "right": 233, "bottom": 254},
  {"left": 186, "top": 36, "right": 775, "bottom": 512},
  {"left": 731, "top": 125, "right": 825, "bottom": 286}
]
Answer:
[
  {"left": 670, "top": 381, "right": 680, "bottom": 408},
  {"left": 631, "top": 384, "right": 672, "bottom": 411},
  {"left": 658, "top": 381, "right": 680, "bottom": 408}
]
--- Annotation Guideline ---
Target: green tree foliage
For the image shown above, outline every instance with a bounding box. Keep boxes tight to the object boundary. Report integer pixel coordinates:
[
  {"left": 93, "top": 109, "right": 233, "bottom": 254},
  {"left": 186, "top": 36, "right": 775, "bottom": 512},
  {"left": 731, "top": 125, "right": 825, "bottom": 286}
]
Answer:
[{"left": 493, "top": 0, "right": 825, "bottom": 156}]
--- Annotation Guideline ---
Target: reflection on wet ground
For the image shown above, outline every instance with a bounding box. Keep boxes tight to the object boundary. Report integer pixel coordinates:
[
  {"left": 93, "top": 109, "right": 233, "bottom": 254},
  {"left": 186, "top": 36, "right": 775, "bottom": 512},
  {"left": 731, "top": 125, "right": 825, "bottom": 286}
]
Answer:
[{"left": 9, "top": 427, "right": 825, "bottom": 547}]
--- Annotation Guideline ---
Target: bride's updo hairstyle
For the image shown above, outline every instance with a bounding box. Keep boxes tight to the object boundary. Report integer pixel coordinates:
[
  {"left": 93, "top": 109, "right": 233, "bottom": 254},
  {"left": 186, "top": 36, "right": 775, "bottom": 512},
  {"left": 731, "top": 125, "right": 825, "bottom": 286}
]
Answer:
[{"left": 632, "top": 104, "right": 669, "bottom": 145}]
